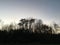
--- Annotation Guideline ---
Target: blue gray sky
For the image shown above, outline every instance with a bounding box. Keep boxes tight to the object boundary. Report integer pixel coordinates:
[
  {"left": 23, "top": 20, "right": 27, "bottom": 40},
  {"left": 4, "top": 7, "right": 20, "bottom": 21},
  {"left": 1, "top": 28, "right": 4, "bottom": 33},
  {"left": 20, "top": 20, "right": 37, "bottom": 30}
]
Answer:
[{"left": 0, "top": 0, "right": 60, "bottom": 25}]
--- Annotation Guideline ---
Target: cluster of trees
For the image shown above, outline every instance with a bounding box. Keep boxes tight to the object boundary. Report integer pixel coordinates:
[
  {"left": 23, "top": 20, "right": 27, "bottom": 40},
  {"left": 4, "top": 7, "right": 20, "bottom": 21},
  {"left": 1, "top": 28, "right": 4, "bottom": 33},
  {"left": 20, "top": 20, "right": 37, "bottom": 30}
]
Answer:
[
  {"left": 0, "top": 18, "right": 53, "bottom": 34},
  {"left": 0, "top": 18, "right": 60, "bottom": 34},
  {"left": 18, "top": 18, "right": 52, "bottom": 34},
  {"left": 0, "top": 18, "right": 59, "bottom": 43}
]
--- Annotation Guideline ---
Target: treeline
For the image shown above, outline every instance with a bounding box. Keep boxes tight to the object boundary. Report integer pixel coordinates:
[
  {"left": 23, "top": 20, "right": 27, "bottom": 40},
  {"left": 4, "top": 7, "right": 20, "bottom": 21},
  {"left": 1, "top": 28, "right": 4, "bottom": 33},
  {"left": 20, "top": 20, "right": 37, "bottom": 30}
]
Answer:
[
  {"left": 0, "top": 18, "right": 53, "bottom": 34},
  {"left": 0, "top": 18, "right": 59, "bottom": 43},
  {"left": 18, "top": 18, "right": 52, "bottom": 34}
]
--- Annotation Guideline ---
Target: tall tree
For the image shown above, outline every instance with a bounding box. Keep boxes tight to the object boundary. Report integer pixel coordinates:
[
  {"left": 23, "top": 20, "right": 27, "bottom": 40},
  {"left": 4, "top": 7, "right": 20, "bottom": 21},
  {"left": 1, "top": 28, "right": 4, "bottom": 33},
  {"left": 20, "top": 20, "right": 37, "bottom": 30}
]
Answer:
[
  {"left": 18, "top": 18, "right": 35, "bottom": 30},
  {"left": 20, "top": 19, "right": 26, "bottom": 29},
  {"left": 24, "top": 19, "right": 28, "bottom": 30},
  {"left": 28, "top": 18, "right": 35, "bottom": 30}
]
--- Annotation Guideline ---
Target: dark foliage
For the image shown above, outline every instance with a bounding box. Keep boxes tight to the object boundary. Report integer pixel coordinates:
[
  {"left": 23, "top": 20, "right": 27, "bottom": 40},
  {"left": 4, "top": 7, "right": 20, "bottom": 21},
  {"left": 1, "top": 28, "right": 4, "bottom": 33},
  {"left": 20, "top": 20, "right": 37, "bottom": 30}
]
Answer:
[{"left": 0, "top": 28, "right": 59, "bottom": 44}]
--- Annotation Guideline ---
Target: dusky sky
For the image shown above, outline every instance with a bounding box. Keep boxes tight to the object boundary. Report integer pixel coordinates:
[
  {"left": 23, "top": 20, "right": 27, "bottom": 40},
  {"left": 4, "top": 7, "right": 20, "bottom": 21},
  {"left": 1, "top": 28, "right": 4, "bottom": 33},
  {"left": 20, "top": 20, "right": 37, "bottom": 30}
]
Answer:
[{"left": 0, "top": 0, "right": 60, "bottom": 25}]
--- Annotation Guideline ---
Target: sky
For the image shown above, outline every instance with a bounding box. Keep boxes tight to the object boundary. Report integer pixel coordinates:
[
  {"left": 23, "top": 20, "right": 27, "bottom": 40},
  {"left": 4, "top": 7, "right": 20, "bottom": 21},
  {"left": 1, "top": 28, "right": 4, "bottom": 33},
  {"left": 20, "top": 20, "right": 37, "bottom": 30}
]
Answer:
[{"left": 0, "top": 0, "right": 60, "bottom": 25}]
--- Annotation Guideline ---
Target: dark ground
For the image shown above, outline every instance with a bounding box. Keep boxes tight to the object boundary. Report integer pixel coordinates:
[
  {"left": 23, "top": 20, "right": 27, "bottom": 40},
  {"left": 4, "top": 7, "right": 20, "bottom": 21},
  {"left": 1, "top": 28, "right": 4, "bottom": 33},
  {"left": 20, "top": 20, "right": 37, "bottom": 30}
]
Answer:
[
  {"left": 0, "top": 29, "right": 60, "bottom": 45},
  {"left": 0, "top": 43, "right": 59, "bottom": 45}
]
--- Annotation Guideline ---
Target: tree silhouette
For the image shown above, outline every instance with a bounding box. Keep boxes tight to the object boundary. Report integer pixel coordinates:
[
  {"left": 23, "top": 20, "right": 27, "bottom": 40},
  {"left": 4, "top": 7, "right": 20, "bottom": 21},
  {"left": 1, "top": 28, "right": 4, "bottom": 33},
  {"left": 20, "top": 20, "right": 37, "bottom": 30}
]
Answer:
[
  {"left": 28, "top": 18, "right": 35, "bottom": 30},
  {"left": 0, "top": 18, "right": 59, "bottom": 43},
  {"left": 18, "top": 18, "right": 35, "bottom": 30},
  {"left": 18, "top": 22, "right": 23, "bottom": 29},
  {"left": 23, "top": 19, "right": 28, "bottom": 30},
  {"left": 41, "top": 24, "right": 52, "bottom": 34},
  {"left": 20, "top": 19, "right": 26, "bottom": 29},
  {"left": 31, "top": 19, "right": 43, "bottom": 33}
]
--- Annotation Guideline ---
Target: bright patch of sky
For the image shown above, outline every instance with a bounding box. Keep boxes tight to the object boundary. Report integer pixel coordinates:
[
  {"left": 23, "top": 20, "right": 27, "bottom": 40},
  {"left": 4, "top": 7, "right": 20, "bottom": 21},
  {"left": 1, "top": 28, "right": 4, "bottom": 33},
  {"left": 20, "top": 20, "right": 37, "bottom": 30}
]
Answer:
[{"left": 0, "top": 0, "right": 60, "bottom": 25}]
